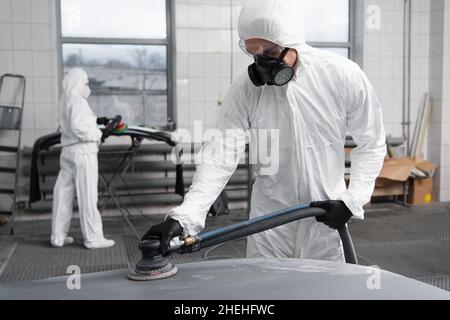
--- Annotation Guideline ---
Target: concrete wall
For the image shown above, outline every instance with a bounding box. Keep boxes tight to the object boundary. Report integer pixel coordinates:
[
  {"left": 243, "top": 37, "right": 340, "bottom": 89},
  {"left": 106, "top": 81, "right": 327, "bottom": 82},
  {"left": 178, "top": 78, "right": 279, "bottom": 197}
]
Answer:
[
  {"left": 358, "top": 0, "right": 430, "bottom": 140},
  {"left": 0, "top": 0, "right": 58, "bottom": 209},
  {"left": 428, "top": 0, "right": 450, "bottom": 201},
  {"left": 441, "top": 2, "right": 450, "bottom": 201},
  {"left": 0, "top": 0, "right": 59, "bottom": 148},
  {"left": 356, "top": 0, "right": 450, "bottom": 200},
  {"left": 175, "top": 0, "right": 250, "bottom": 137}
]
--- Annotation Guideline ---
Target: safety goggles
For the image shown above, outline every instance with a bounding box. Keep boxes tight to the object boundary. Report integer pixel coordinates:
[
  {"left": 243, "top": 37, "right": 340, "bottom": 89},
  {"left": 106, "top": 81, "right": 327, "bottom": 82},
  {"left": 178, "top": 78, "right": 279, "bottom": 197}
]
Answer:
[{"left": 239, "top": 39, "right": 287, "bottom": 59}]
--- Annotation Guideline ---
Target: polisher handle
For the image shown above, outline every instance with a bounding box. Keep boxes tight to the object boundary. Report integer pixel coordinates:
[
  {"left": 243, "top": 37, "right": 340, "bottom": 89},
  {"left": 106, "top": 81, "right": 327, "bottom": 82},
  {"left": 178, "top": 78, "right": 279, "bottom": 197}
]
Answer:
[{"left": 169, "top": 237, "right": 185, "bottom": 250}]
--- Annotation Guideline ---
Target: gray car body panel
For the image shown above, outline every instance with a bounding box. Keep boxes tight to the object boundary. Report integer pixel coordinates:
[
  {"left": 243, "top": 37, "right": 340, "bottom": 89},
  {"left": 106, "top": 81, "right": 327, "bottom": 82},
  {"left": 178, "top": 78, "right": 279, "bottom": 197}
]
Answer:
[{"left": 1, "top": 258, "right": 449, "bottom": 300}]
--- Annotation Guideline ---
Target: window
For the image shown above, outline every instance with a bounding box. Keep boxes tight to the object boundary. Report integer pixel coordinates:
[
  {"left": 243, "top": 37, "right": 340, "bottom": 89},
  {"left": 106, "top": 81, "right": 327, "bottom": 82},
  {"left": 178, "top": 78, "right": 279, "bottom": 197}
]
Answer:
[
  {"left": 58, "top": 0, "right": 173, "bottom": 129},
  {"left": 304, "top": 0, "right": 352, "bottom": 58}
]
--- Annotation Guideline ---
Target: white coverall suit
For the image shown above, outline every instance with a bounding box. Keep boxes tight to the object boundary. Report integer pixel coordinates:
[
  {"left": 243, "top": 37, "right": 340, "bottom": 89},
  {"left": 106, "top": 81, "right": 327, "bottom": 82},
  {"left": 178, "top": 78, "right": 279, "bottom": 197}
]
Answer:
[
  {"left": 51, "top": 68, "right": 114, "bottom": 249},
  {"left": 169, "top": 0, "right": 386, "bottom": 261}
]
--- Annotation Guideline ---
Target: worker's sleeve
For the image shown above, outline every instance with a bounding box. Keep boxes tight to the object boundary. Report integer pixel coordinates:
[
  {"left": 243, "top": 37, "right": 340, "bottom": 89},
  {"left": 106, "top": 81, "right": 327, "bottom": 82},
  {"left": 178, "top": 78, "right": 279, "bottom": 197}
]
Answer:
[
  {"left": 70, "top": 98, "right": 102, "bottom": 143},
  {"left": 168, "top": 85, "right": 249, "bottom": 237},
  {"left": 340, "top": 67, "right": 387, "bottom": 219}
]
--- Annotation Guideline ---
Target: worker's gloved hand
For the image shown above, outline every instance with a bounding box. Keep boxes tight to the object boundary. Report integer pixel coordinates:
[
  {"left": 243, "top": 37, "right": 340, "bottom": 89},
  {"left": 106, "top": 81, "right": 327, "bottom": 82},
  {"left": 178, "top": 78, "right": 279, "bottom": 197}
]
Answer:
[
  {"left": 310, "top": 200, "right": 353, "bottom": 230},
  {"left": 96, "top": 117, "right": 109, "bottom": 126},
  {"left": 101, "top": 120, "right": 116, "bottom": 142},
  {"left": 141, "top": 218, "right": 183, "bottom": 256}
]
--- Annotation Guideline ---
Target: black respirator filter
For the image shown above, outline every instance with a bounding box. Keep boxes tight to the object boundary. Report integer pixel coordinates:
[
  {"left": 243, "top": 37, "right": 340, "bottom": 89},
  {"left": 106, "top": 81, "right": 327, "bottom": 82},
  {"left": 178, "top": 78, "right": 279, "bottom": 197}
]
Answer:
[{"left": 248, "top": 48, "right": 295, "bottom": 87}]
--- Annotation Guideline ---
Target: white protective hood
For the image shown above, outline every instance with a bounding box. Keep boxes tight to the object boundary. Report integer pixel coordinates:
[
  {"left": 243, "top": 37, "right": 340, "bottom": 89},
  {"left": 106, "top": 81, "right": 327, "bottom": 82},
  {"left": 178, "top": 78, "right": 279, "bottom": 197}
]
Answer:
[
  {"left": 62, "top": 68, "right": 88, "bottom": 98},
  {"left": 58, "top": 68, "right": 102, "bottom": 147},
  {"left": 238, "top": 0, "right": 306, "bottom": 49}
]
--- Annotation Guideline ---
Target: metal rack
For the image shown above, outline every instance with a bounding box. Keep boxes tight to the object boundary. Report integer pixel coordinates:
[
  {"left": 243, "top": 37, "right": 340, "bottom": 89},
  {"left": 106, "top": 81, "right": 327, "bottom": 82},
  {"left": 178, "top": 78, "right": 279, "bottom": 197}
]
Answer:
[
  {"left": 0, "top": 74, "right": 26, "bottom": 235},
  {"left": 98, "top": 137, "right": 143, "bottom": 239}
]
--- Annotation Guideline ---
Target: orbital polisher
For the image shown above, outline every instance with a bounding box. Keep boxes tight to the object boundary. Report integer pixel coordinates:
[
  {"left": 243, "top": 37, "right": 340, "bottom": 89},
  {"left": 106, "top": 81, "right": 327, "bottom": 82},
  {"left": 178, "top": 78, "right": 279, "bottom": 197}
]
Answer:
[{"left": 127, "top": 204, "right": 358, "bottom": 281}]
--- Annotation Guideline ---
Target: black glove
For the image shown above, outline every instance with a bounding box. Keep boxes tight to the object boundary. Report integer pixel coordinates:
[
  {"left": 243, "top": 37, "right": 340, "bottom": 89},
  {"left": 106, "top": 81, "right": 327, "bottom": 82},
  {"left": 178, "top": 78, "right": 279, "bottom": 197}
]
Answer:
[
  {"left": 141, "top": 218, "right": 183, "bottom": 256},
  {"left": 96, "top": 117, "right": 109, "bottom": 125},
  {"left": 100, "top": 115, "right": 123, "bottom": 142},
  {"left": 100, "top": 120, "right": 116, "bottom": 142},
  {"left": 310, "top": 200, "right": 353, "bottom": 230}
]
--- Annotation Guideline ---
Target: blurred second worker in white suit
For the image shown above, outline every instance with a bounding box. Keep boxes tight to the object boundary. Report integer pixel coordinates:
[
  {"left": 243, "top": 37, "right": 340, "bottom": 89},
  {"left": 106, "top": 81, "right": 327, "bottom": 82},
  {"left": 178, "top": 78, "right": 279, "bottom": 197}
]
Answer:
[{"left": 51, "top": 68, "right": 115, "bottom": 250}]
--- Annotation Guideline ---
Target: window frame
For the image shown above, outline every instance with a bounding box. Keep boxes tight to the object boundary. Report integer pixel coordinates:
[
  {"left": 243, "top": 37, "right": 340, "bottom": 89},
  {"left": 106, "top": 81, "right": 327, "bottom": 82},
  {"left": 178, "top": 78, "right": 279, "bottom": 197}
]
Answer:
[
  {"left": 306, "top": 0, "right": 355, "bottom": 60},
  {"left": 56, "top": 0, "right": 353, "bottom": 129},
  {"left": 56, "top": 0, "right": 176, "bottom": 131}
]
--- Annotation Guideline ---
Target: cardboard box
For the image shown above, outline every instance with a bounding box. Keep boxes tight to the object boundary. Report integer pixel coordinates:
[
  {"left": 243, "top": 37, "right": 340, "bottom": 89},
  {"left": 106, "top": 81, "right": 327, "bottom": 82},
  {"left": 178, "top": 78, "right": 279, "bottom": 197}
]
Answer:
[
  {"left": 373, "top": 178, "right": 405, "bottom": 197},
  {"left": 378, "top": 157, "right": 436, "bottom": 181},
  {"left": 377, "top": 157, "right": 437, "bottom": 205},
  {"left": 408, "top": 178, "right": 435, "bottom": 205}
]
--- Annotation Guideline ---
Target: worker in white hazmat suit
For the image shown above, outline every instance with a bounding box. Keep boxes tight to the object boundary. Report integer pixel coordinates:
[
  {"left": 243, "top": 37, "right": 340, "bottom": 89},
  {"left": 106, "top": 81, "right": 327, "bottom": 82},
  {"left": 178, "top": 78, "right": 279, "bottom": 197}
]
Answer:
[
  {"left": 51, "top": 68, "right": 115, "bottom": 249},
  {"left": 143, "top": 0, "right": 386, "bottom": 261}
]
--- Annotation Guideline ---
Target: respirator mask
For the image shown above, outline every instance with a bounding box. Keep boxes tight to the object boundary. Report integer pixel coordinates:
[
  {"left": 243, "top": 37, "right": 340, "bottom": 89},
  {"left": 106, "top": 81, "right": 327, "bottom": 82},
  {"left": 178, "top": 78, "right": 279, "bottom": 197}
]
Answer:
[{"left": 248, "top": 48, "right": 295, "bottom": 87}]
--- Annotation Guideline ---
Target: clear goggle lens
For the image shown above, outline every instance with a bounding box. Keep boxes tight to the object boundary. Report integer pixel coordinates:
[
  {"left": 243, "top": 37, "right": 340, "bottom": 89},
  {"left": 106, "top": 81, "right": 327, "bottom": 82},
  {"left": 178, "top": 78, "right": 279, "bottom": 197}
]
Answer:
[{"left": 239, "top": 39, "right": 286, "bottom": 59}]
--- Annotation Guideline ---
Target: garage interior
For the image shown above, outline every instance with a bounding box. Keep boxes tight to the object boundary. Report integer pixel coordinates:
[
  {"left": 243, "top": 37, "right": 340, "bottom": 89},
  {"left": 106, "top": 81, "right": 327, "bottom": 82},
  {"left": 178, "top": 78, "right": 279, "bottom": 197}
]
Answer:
[{"left": 0, "top": 0, "right": 450, "bottom": 298}]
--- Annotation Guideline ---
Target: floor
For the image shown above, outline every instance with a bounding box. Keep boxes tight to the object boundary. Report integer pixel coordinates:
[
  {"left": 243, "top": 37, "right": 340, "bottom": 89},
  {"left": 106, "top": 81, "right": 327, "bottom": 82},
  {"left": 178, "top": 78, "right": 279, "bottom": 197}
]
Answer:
[{"left": 0, "top": 202, "right": 449, "bottom": 292}]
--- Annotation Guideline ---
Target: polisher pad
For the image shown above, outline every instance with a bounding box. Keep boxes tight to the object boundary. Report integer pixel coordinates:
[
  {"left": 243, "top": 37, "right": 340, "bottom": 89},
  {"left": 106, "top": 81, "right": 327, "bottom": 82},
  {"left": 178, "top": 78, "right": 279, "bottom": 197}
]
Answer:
[
  {"left": 127, "top": 263, "right": 177, "bottom": 281},
  {"left": 127, "top": 239, "right": 178, "bottom": 281}
]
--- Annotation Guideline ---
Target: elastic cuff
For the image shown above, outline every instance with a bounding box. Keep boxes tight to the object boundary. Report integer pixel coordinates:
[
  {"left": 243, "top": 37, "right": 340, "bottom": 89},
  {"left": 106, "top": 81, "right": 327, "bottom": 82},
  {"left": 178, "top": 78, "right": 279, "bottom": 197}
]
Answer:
[
  {"left": 340, "top": 192, "right": 364, "bottom": 220},
  {"left": 166, "top": 211, "right": 201, "bottom": 238}
]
